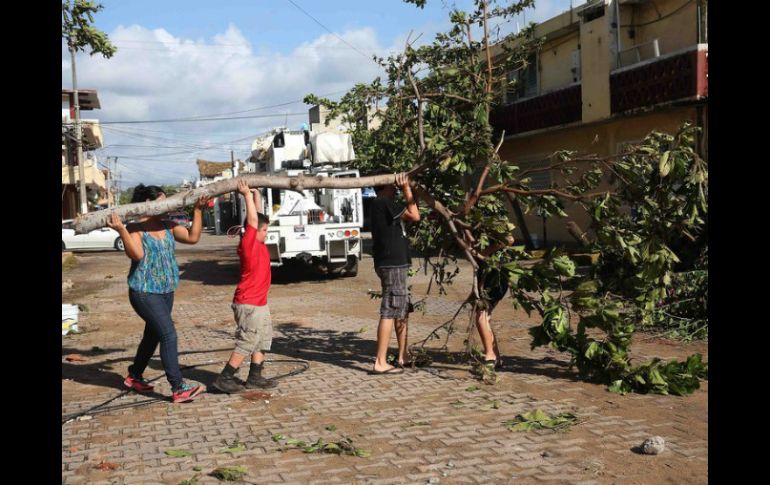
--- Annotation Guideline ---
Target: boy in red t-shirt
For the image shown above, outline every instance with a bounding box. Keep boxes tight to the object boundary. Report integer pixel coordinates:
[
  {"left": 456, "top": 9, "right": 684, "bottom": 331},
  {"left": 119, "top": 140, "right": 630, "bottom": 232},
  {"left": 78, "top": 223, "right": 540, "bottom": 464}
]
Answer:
[{"left": 213, "top": 178, "right": 276, "bottom": 393}]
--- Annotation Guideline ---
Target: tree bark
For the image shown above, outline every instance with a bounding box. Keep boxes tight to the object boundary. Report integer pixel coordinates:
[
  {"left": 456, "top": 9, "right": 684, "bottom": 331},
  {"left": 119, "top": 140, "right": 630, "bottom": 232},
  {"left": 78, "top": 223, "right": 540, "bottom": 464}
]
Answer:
[
  {"left": 75, "top": 173, "right": 400, "bottom": 233},
  {"left": 504, "top": 192, "right": 534, "bottom": 250}
]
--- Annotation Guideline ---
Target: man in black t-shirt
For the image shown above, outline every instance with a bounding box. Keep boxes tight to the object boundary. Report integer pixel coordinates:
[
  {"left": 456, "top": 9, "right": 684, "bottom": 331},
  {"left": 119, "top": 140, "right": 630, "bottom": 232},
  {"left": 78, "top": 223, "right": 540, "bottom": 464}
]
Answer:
[{"left": 370, "top": 172, "right": 420, "bottom": 374}]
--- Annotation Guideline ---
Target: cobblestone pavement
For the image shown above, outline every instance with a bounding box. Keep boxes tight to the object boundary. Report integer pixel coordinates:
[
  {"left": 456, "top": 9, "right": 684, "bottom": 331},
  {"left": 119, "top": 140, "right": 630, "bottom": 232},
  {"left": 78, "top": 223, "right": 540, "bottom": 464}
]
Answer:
[{"left": 61, "top": 234, "right": 707, "bottom": 484}]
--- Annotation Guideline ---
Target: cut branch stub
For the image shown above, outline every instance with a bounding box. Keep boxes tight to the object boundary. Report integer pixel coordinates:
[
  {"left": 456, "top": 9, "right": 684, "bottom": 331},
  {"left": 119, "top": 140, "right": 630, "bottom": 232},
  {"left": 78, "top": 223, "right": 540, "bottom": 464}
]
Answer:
[{"left": 74, "top": 173, "right": 398, "bottom": 234}]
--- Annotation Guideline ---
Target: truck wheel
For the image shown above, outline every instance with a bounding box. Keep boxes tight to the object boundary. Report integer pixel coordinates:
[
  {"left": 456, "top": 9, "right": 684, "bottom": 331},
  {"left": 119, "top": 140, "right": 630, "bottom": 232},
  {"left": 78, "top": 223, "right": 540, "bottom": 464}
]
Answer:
[{"left": 343, "top": 257, "right": 358, "bottom": 277}]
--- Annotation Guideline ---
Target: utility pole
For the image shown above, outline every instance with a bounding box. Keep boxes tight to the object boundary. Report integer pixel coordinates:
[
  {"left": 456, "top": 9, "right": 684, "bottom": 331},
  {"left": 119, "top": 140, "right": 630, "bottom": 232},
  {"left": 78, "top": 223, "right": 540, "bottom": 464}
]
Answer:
[
  {"left": 108, "top": 156, "right": 117, "bottom": 209},
  {"left": 113, "top": 158, "right": 120, "bottom": 207},
  {"left": 115, "top": 168, "right": 122, "bottom": 207},
  {"left": 63, "top": 1, "right": 116, "bottom": 213},
  {"left": 70, "top": 42, "right": 88, "bottom": 215},
  {"left": 231, "top": 150, "right": 238, "bottom": 219}
]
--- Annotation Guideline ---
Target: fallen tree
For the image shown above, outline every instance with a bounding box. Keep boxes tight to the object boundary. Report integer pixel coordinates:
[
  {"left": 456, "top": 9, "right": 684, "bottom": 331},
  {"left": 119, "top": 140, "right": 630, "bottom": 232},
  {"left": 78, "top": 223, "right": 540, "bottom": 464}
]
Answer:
[
  {"left": 76, "top": 0, "right": 708, "bottom": 397},
  {"left": 304, "top": 0, "right": 708, "bottom": 395},
  {"left": 74, "top": 172, "right": 400, "bottom": 234}
]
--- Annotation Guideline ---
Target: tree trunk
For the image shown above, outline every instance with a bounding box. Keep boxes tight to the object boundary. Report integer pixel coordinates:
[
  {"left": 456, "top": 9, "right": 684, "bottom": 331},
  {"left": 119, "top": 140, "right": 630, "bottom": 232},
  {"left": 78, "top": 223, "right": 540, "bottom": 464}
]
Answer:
[
  {"left": 504, "top": 192, "right": 534, "bottom": 250},
  {"left": 74, "top": 173, "right": 399, "bottom": 233},
  {"left": 566, "top": 220, "right": 592, "bottom": 247}
]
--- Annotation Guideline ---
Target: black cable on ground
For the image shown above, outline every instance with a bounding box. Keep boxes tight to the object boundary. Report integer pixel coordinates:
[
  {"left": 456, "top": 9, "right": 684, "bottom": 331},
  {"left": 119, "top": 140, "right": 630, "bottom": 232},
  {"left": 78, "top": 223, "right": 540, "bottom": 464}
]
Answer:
[{"left": 62, "top": 358, "right": 310, "bottom": 424}]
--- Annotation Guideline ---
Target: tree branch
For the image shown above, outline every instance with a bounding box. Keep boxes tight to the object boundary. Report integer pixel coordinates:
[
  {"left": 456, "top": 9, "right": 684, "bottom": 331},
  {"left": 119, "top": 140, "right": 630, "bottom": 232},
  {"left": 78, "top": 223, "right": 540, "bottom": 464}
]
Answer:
[
  {"left": 477, "top": 183, "right": 611, "bottom": 201},
  {"left": 412, "top": 184, "right": 481, "bottom": 269},
  {"left": 482, "top": 0, "right": 494, "bottom": 97},
  {"left": 405, "top": 32, "right": 426, "bottom": 154},
  {"left": 76, "top": 173, "right": 403, "bottom": 233},
  {"left": 396, "top": 92, "right": 474, "bottom": 104}
]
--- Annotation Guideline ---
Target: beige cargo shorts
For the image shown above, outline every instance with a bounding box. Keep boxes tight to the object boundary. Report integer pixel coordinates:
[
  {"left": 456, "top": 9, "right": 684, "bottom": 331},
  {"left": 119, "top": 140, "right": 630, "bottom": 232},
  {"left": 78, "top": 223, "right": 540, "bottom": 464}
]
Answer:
[{"left": 231, "top": 303, "right": 273, "bottom": 355}]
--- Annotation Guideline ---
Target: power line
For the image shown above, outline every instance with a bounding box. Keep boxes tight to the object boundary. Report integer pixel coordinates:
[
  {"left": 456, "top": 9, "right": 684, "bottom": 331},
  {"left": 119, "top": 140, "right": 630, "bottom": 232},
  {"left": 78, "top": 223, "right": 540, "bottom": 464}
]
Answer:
[
  {"left": 180, "top": 89, "right": 349, "bottom": 120},
  {"left": 99, "top": 111, "right": 307, "bottom": 125},
  {"left": 111, "top": 38, "right": 396, "bottom": 52},
  {"left": 284, "top": 0, "right": 376, "bottom": 62},
  {"left": 108, "top": 156, "right": 200, "bottom": 163},
  {"left": 100, "top": 126, "right": 258, "bottom": 148}
]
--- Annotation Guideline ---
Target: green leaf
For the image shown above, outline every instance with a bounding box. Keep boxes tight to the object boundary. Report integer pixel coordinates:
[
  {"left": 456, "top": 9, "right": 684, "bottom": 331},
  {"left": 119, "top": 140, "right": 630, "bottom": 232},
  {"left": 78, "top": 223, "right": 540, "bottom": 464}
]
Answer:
[
  {"left": 220, "top": 444, "right": 246, "bottom": 454},
  {"left": 323, "top": 442, "right": 341, "bottom": 453},
  {"left": 659, "top": 151, "right": 672, "bottom": 177},
  {"left": 474, "top": 104, "right": 487, "bottom": 125},
  {"left": 584, "top": 341, "right": 600, "bottom": 360},
  {"left": 552, "top": 256, "right": 576, "bottom": 277},
  {"left": 608, "top": 380, "right": 628, "bottom": 394}
]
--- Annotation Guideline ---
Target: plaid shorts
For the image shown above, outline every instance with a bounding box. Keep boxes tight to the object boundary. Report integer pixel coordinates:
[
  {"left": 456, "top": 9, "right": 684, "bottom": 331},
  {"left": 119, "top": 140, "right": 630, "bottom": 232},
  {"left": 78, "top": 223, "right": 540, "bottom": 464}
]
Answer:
[{"left": 375, "top": 266, "right": 410, "bottom": 319}]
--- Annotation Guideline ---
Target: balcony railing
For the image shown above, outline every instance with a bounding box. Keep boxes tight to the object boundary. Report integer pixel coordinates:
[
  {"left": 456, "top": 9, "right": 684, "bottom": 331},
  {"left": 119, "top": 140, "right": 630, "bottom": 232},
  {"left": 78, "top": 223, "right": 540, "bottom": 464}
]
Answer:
[
  {"left": 490, "top": 44, "right": 707, "bottom": 137},
  {"left": 490, "top": 83, "right": 582, "bottom": 136},
  {"left": 611, "top": 44, "right": 708, "bottom": 114},
  {"left": 618, "top": 38, "right": 660, "bottom": 68}
]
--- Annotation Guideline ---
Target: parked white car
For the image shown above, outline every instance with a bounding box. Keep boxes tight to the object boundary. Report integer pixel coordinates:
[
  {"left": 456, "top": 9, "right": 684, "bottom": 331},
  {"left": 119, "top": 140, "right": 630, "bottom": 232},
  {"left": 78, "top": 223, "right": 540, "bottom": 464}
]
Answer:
[{"left": 62, "top": 219, "right": 124, "bottom": 251}]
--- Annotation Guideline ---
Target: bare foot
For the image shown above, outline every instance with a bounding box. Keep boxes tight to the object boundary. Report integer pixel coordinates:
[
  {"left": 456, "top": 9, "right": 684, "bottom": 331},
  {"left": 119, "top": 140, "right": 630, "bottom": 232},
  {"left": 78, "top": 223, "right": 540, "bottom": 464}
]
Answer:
[
  {"left": 371, "top": 364, "right": 403, "bottom": 375},
  {"left": 373, "top": 363, "right": 396, "bottom": 373}
]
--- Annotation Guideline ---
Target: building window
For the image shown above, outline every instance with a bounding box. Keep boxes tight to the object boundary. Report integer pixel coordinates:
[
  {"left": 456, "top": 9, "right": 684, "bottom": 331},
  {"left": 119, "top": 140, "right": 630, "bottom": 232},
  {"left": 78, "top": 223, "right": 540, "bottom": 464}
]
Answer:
[
  {"left": 582, "top": 4, "right": 605, "bottom": 23},
  {"left": 505, "top": 53, "right": 538, "bottom": 104}
]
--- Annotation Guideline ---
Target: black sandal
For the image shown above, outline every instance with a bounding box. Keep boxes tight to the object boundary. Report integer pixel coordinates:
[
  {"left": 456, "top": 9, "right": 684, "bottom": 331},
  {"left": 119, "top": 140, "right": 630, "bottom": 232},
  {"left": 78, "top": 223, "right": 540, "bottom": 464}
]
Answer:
[{"left": 369, "top": 367, "right": 405, "bottom": 375}]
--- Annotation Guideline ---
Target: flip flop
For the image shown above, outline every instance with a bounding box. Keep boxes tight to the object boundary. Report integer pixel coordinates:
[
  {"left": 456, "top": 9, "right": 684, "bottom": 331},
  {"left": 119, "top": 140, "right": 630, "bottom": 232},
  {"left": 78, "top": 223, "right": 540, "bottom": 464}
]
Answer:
[{"left": 369, "top": 367, "right": 405, "bottom": 375}]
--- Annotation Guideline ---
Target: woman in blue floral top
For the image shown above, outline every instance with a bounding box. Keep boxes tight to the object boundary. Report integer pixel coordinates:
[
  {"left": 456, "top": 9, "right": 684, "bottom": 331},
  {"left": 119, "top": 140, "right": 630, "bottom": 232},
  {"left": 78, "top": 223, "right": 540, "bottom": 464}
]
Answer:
[{"left": 107, "top": 184, "right": 210, "bottom": 403}]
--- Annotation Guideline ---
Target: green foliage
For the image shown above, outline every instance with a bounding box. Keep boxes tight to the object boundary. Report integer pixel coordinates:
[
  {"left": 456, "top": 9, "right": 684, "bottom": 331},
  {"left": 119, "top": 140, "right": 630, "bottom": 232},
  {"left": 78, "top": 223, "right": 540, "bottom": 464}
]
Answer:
[
  {"left": 219, "top": 436, "right": 246, "bottom": 454},
  {"left": 273, "top": 433, "right": 370, "bottom": 457},
  {"left": 503, "top": 409, "right": 578, "bottom": 432},
  {"left": 525, "top": 126, "right": 708, "bottom": 394},
  {"left": 306, "top": 1, "right": 707, "bottom": 397},
  {"left": 62, "top": 1, "right": 117, "bottom": 58}
]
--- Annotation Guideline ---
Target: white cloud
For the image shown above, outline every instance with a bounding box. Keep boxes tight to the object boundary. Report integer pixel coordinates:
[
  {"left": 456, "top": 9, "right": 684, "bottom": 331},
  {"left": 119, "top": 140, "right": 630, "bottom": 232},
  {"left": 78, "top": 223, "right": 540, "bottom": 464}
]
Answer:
[
  {"left": 61, "top": 3, "right": 583, "bottom": 187},
  {"left": 62, "top": 24, "right": 394, "bottom": 186}
]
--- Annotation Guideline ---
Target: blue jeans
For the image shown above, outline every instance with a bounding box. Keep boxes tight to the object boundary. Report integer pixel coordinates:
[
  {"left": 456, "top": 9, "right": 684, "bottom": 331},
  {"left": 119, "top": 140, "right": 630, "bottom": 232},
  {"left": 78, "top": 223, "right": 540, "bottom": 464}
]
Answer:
[{"left": 128, "top": 289, "right": 183, "bottom": 390}]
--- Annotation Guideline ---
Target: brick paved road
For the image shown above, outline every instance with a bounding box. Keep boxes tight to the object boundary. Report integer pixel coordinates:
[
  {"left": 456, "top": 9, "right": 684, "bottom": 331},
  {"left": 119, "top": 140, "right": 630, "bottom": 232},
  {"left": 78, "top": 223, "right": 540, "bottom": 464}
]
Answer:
[{"left": 61, "top": 234, "right": 707, "bottom": 484}]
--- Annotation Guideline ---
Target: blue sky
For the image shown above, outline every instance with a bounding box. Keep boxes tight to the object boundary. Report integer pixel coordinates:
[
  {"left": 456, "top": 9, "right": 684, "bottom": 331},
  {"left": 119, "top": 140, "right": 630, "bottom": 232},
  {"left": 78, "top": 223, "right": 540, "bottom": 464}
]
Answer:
[{"left": 63, "top": 0, "right": 583, "bottom": 187}]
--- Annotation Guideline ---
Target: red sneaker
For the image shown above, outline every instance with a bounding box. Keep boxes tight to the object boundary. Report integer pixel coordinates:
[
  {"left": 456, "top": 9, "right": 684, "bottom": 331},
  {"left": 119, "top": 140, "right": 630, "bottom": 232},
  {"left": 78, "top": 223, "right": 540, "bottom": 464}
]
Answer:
[
  {"left": 124, "top": 375, "right": 154, "bottom": 393},
  {"left": 172, "top": 383, "right": 205, "bottom": 403}
]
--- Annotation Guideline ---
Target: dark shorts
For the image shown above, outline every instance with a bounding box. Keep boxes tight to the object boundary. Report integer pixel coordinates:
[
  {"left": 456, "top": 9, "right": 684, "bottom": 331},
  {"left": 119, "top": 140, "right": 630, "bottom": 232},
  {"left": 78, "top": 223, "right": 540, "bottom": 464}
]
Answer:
[
  {"left": 375, "top": 266, "right": 410, "bottom": 320},
  {"left": 482, "top": 270, "right": 509, "bottom": 313}
]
